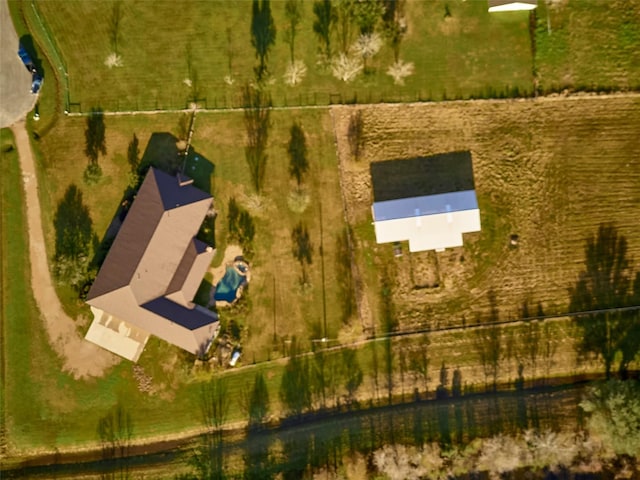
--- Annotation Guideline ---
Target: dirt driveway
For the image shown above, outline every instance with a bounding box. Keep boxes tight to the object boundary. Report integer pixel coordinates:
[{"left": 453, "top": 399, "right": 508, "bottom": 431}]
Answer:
[
  {"left": 0, "top": 0, "right": 37, "bottom": 128},
  {"left": 11, "top": 120, "right": 120, "bottom": 379}
]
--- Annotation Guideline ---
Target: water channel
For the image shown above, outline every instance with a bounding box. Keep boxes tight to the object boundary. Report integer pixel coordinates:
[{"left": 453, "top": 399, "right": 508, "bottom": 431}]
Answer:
[{"left": 5, "top": 379, "right": 598, "bottom": 479}]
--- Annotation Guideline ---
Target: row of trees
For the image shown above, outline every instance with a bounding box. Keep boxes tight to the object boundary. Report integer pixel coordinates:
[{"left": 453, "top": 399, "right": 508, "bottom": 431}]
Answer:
[{"left": 248, "top": 0, "right": 407, "bottom": 80}]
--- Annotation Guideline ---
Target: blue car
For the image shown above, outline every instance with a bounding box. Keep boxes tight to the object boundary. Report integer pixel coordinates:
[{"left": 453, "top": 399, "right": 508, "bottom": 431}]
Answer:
[
  {"left": 31, "top": 71, "right": 43, "bottom": 94},
  {"left": 18, "top": 45, "right": 43, "bottom": 94},
  {"left": 18, "top": 44, "right": 35, "bottom": 72}
]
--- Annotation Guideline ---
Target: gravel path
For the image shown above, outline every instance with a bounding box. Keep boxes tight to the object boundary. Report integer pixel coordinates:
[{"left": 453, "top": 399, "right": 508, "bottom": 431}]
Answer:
[
  {"left": 0, "top": 0, "right": 37, "bottom": 128},
  {"left": 11, "top": 119, "right": 119, "bottom": 379}
]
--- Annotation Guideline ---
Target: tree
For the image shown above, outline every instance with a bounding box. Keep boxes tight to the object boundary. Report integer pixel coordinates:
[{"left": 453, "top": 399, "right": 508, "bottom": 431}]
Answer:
[
  {"left": 313, "top": 0, "right": 337, "bottom": 59},
  {"left": 85, "top": 108, "right": 107, "bottom": 165},
  {"left": 287, "top": 122, "right": 309, "bottom": 190},
  {"left": 126, "top": 133, "right": 140, "bottom": 189},
  {"left": 520, "top": 300, "right": 542, "bottom": 381},
  {"left": 436, "top": 361, "right": 448, "bottom": 399},
  {"left": 580, "top": 379, "right": 640, "bottom": 457},
  {"left": 451, "top": 368, "right": 462, "bottom": 398},
  {"left": 54, "top": 184, "right": 94, "bottom": 289},
  {"left": 227, "top": 197, "right": 256, "bottom": 256},
  {"left": 242, "top": 84, "right": 271, "bottom": 194},
  {"left": 200, "top": 376, "right": 229, "bottom": 434},
  {"left": 248, "top": 371, "right": 270, "bottom": 429},
  {"left": 280, "top": 341, "right": 312, "bottom": 417},
  {"left": 382, "top": 0, "right": 406, "bottom": 62},
  {"left": 284, "top": 0, "right": 302, "bottom": 63},
  {"left": 409, "top": 339, "right": 429, "bottom": 395},
  {"left": 311, "top": 348, "right": 328, "bottom": 409},
  {"left": 570, "top": 224, "right": 639, "bottom": 378},
  {"left": 108, "top": 1, "right": 124, "bottom": 55},
  {"left": 352, "top": 0, "right": 385, "bottom": 34},
  {"left": 97, "top": 403, "right": 133, "bottom": 461},
  {"left": 341, "top": 347, "right": 363, "bottom": 408},
  {"left": 473, "top": 293, "right": 502, "bottom": 391},
  {"left": 335, "top": 228, "right": 356, "bottom": 325},
  {"left": 250, "top": 0, "right": 276, "bottom": 81},
  {"left": 335, "top": 0, "right": 356, "bottom": 54},
  {"left": 291, "top": 222, "right": 313, "bottom": 285},
  {"left": 347, "top": 110, "right": 365, "bottom": 161}
]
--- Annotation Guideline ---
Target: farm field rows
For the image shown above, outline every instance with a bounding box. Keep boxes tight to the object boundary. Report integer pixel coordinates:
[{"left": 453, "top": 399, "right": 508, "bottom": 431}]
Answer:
[{"left": 332, "top": 94, "right": 640, "bottom": 332}]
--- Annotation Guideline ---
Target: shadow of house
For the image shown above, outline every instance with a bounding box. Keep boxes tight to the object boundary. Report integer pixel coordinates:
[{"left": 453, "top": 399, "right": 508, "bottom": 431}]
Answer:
[
  {"left": 91, "top": 133, "right": 214, "bottom": 271},
  {"left": 370, "top": 151, "right": 481, "bottom": 252}
]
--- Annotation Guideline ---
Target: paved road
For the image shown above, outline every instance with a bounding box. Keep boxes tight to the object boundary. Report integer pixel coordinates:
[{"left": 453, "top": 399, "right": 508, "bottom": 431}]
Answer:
[
  {"left": 11, "top": 119, "right": 119, "bottom": 378},
  {"left": 0, "top": 0, "right": 37, "bottom": 128}
]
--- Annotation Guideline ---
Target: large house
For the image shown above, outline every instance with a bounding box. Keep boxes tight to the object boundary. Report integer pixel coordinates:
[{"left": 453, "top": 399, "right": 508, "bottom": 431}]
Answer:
[
  {"left": 85, "top": 167, "right": 220, "bottom": 361},
  {"left": 370, "top": 151, "right": 481, "bottom": 253}
]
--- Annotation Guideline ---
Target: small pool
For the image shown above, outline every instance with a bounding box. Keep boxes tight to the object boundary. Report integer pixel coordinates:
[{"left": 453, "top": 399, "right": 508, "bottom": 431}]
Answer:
[{"left": 213, "top": 266, "right": 247, "bottom": 303}]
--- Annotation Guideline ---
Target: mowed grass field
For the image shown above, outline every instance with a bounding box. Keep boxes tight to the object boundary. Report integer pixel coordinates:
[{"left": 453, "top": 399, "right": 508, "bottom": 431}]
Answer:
[
  {"left": 535, "top": 0, "right": 640, "bottom": 93},
  {"left": 333, "top": 95, "right": 640, "bottom": 332},
  {"left": 30, "top": 0, "right": 533, "bottom": 111}
]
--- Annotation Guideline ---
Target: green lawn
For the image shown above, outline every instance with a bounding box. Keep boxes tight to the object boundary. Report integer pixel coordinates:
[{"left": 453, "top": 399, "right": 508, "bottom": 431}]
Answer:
[
  {"left": 27, "top": 0, "right": 533, "bottom": 112},
  {"left": 535, "top": 0, "right": 640, "bottom": 92}
]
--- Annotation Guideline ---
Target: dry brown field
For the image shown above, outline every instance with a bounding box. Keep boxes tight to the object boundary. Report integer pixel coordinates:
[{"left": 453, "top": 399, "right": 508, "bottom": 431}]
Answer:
[{"left": 332, "top": 94, "right": 640, "bottom": 334}]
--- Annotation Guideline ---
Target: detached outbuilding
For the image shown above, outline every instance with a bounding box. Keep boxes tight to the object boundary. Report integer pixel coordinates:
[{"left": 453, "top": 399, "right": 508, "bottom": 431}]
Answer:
[
  {"left": 488, "top": 0, "right": 537, "bottom": 12},
  {"left": 370, "top": 151, "right": 481, "bottom": 253}
]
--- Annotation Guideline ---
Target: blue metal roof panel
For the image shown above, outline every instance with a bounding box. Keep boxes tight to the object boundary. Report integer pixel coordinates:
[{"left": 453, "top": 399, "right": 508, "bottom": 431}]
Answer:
[{"left": 373, "top": 190, "right": 478, "bottom": 221}]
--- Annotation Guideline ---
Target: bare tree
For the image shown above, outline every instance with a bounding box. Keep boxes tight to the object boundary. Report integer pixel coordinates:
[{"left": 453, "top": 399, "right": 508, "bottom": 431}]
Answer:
[
  {"left": 409, "top": 338, "right": 429, "bottom": 395},
  {"left": 97, "top": 403, "right": 133, "bottom": 461},
  {"left": 251, "top": 0, "right": 276, "bottom": 81},
  {"left": 108, "top": 1, "right": 124, "bottom": 55},
  {"left": 242, "top": 84, "right": 271, "bottom": 193},
  {"left": 284, "top": 0, "right": 302, "bottom": 63},
  {"left": 347, "top": 110, "right": 365, "bottom": 161},
  {"left": 313, "top": 0, "right": 337, "bottom": 59},
  {"left": 287, "top": 122, "right": 309, "bottom": 190},
  {"left": 291, "top": 222, "right": 313, "bottom": 285},
  {"left": 200, "top": 376, "right": 229, "bottom": 434}
]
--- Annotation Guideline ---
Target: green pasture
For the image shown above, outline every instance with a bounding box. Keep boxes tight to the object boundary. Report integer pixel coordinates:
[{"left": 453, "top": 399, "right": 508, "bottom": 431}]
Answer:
[
  {"left": 535, "top": 0, "right": 640, "bottom": 93},
  {"left": 25, "top": 0, "right": 533, "bottom": 112}
]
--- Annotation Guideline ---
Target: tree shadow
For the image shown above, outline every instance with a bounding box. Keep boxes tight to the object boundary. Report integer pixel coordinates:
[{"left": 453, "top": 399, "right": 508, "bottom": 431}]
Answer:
[
  {"left": 569, "top": 223, "right": 639, "bottom": 378},
  {"left": 90, "top": 132, "right": 214, "bottom": 270},
  {"left": 18, "top": 34, "right": 44, "bottom": 76}
]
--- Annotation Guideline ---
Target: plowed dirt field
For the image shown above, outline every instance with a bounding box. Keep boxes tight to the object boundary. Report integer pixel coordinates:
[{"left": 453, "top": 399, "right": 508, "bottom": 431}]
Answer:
[{"left": 332, "top": 94, "right": 640, "bottom": 332}]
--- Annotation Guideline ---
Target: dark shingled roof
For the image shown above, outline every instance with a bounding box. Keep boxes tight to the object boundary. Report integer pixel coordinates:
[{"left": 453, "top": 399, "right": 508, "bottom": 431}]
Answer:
[
  {"left": 142, "top": 298, "right": 217, "bottom": 330},
  {"left": 86, "top": 167, "right": 219, "bottom": 355},
  {"left": 370, "top": 151, "right": 475, "bottom": 203}
]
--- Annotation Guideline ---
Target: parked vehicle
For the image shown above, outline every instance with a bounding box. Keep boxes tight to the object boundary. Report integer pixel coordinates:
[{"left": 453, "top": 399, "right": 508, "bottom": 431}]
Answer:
[
  {"left": 18, "top": 44, "right": 43, "bottom": 94},
  {"left": 18, "top": 44, "right": 35, "bottom": 72}
]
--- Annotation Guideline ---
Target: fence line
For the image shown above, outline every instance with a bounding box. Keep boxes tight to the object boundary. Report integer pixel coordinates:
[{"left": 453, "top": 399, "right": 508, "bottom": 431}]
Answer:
[{"left": 29, "top": 0, "right": 70, "bottom": 112}]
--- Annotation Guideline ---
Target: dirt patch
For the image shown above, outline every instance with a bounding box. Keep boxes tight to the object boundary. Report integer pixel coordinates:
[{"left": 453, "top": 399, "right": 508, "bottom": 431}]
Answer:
[
  {"left": 12, "top": 120, "right": 119, "bottom": 379},
  {"left": 332, "top": 94, "right": 640, "bottom": 332}
]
